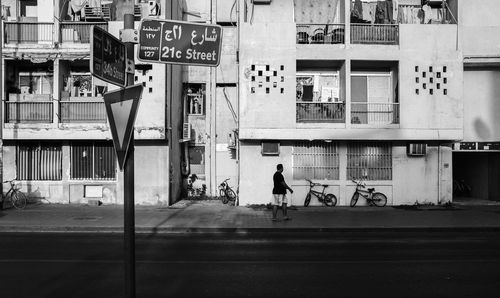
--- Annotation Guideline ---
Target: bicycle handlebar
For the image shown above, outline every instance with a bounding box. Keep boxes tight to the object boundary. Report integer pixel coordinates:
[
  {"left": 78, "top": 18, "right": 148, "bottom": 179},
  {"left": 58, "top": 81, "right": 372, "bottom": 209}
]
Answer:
[{"left": 305, "top": 179, "right": 329, "bottom": 187}]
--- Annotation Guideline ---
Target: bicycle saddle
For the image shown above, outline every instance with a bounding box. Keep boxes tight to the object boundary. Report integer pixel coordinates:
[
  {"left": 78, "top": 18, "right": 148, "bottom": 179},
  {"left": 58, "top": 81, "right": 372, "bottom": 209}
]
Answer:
[
  {"left": 322, "top": 184, "right": 329, "bottom": 188},
  {"left": 368, "top": 188, "right": 375, "bottom": 192}
]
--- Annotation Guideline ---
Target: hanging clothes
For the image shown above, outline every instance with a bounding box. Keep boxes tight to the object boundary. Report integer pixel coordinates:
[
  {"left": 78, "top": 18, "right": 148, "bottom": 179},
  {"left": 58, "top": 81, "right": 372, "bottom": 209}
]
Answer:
[
  {"left": 352, "top": 0, "right": 363, "bottom": 20},
  {"left": 392, "top": 0, "right": 399, "bottom": 23},
  {"left": 375, "top": 1, "right": 385, "bottom": 24},
  {"left": 385, "top": 0, "right": 393, "bottom": 24},
  {"left": 422, "top": 3, "right": 432, "bottom": 24},
  {"left": 362, "top": 2, "right": 372, "bottom": 23}
]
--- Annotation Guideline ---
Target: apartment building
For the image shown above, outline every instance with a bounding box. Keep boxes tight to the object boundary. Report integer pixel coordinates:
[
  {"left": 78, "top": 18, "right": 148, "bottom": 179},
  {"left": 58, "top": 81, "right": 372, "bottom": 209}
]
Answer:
[
  {"left": 0, "top": 0, "right": 240, "bottom": 205},
  {"left": 2, "top": 0, "right": 498, "bottom": 207},
  {"left": 0, "top": 0, "right": 183, "bottom": 205},
  {"left": 236, "top": 0, "right": 499, "bottom": 206}
]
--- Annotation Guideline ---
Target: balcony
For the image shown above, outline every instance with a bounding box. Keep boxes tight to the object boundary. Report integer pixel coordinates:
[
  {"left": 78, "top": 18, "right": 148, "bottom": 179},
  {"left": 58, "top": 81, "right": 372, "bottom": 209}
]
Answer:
[
  {"left": 60, "top": 22, "right": 108, "bottom": 43},
  {"left": 60, "top": 99, "right": 106, "bottom": 123},
  {"left": 351, "top": 103, "right": 400, "bottom": 125},
  {"left": 350, "top": 24, "right": 399, "bottom": 45},
  {"left": 83, "top": 6, "right": 111, "bottom": 21},
  {"left": 296, "top": 102, "right": 345, "bottom": 123},
  {"left": 296, "top": 24, "right": 345, "bottom": 44},
  {"left": 5, "top": 100, "right": 53, "bottom": 123},
  {"left": 4, "top": 22, "right": 54, "bottom": 44}
]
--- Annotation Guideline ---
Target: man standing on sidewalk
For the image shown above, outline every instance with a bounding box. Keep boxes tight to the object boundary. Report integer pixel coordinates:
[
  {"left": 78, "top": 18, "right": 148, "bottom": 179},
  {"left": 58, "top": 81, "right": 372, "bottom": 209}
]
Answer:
[{"left": 272, "top": 164, "right": 293, "bottom": 221}]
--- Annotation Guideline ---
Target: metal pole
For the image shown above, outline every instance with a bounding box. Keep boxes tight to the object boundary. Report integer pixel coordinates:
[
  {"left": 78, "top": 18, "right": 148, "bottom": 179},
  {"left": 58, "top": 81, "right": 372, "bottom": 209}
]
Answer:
[
  {"left": 0, "top": 0, "right": 4, "bottom": 206},
  {"left": 123, "top": 12, "right": 135, "bottom": 298}
]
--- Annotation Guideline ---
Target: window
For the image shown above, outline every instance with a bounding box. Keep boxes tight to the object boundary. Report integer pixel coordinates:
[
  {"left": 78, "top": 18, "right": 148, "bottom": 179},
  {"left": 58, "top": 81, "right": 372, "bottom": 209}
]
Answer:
[
  {"left": 347, "top": 143, "right": 392, "bottom": 180},
  {"left": 296, "top": 73, "right": 340, "bottom": 102},
  {"left": 189, "top": 146, "right": 205, "bottom": 175},
  {"left": 19, "top": 72, "right": 53, "bottom": 95},
  {"left": 185, "top": 84, "right": 205, "bottom": 115},
  {"left": 71, "top": 142, "right": 116, "bottom": 180},
  {"left": 17, "top": 142, "right": 62, "bottom": 180},
  {"left": 293, "top": 141, "right": 339, "bottom": 180},
  {"left": 63, "top": 73, "right": 107, "bottom": 98}
]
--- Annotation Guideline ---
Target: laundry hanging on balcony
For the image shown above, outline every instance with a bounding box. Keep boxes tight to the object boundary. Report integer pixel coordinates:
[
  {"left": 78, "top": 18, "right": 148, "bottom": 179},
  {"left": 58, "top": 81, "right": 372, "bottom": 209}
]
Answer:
[{"left": 68, "top": 0, "right": 87, "bottom": 20}]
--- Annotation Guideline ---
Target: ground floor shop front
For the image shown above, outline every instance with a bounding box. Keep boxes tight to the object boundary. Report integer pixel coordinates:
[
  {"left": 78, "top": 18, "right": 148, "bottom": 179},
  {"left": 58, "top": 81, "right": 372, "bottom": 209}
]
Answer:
[
  {"left": 2, "top": 140, "right": 170, "bottom": 205},
  {"left": 238, "top": 141, "right": 453, "bottom": 206}
]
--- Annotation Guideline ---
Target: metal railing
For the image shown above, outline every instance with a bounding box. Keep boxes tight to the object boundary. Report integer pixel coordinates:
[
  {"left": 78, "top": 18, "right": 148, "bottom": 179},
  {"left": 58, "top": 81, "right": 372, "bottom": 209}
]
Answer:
[
  {"left": 296, "top": 102, "right": 345, "bottom": 123},
  {"left": 5, "top": 101, "right": 53, "bottom": 123},
  {"left": 350, "top": 24, "right": 398, "bottom": 45},
  {"left": 60, "top": 100, "right": 106, "bottom": 123},
  {"left": 296, "top": 24, "right": 345, "bottom": 44},
  {"left": 60, "top": 22, "right": 108, "bottom": 43},
  {"left": 351, "top": 102, "right": 400, "bottom": 125},
  {"left": 83, "top": 6, "right": 111, "bottom": 21},
  {"left": 4, "top": 22, "right": 54, "bottom": 44}
]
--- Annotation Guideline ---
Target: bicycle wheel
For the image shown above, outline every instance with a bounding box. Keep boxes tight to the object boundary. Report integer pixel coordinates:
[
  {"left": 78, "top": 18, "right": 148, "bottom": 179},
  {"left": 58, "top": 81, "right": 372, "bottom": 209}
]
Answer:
[
  {"left": 226, "top": 188, "right": 237, "bottom": 202},
  {"left": 12, "top": 191, "right": 27, "bottom": 209},
  {"left": 219, "top": 189, "right": 229, "bottom": 204},
  {"left": 350, "top": 192, "right": 359, "bottom": 207},
  {"left": 304, "top": 193, "right": 311, "bottom": 207},
  {"left": 324, "top": 194, "right": 337, "bottom": 207},
  {"left": 372, "top": 192, "right": 387, "bottom": 207}
]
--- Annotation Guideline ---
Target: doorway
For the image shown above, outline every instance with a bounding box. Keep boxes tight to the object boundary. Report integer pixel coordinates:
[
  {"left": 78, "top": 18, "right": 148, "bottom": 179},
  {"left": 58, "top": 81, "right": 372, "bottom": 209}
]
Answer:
[{"left": 453, "top": 152, "right": 500, "bottom": 203}]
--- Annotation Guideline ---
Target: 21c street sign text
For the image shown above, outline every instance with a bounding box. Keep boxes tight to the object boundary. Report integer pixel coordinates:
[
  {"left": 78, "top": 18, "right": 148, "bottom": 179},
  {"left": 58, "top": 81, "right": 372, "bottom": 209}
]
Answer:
[{"left": 138, "top": 19, "right": 222, "bottom": 67}]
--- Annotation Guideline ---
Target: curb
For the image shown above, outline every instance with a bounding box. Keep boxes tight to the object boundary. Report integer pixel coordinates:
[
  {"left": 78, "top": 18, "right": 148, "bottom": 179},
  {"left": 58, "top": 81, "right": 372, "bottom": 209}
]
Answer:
[{"left": 2, "top": 226, "right": 500, "bottom": 234}]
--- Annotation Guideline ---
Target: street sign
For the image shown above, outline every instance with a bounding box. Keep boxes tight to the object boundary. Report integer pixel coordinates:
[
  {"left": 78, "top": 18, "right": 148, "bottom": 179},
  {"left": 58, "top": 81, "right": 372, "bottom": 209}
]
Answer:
[
  {"left": 91, "top": 26, "right": 127, "bottom": 87},
  {"left": 103, "top": 84, "right": 143, "bottom": 170},
  {"left": 138, "top": 19, "right": 223, "bottom": 67}
]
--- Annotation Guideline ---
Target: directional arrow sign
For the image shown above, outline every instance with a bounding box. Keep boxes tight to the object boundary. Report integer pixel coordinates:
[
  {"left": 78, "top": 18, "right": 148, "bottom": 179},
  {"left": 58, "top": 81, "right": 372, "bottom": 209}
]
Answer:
[{"left": 104, "top": 84, "right": 143, "bottom": 170}]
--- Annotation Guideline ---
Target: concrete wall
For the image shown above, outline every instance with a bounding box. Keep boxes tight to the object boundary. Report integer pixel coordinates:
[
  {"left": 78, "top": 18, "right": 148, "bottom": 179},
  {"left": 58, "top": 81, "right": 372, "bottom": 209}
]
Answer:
[
  {"left": 461, "top": 0, "right": 500, "bottom": 56},
  {"left": 239, "top": 142, "right": 451, "bottom": 206},
  {"left": 463, "top": 69, "right": 500, "bottom": 142},
  {"left": 238, "top": 0, "right": 296, "bottom": 130}
]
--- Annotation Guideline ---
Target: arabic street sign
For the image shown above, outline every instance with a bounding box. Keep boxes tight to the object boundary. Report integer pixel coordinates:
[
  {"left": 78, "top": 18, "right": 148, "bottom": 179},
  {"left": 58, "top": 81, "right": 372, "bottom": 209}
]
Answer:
[
  {"left": 103, "top": 84, "right": 143, "bottom": 170},
  {"left": 138, "top": 19, "right": 223, "bottom": 67},
  {"left": 91, "top": 26, "right": 127, "bottom": 87}
]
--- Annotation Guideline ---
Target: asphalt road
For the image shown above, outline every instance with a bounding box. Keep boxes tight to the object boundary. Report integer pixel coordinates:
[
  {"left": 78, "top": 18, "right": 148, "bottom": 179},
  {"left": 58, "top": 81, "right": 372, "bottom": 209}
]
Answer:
[{"left": 0, "top": 231, "right": 499, "bottom": 298}]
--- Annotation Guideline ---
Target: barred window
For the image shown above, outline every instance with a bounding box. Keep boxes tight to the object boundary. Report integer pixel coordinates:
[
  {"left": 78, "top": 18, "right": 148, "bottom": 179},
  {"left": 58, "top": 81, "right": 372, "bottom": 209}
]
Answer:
[
  {"left": 347, "top": 143, "right": 392, "bottom": 180},
  {"left": 293, "top": 141, "right": 339, "bottom": 180},
  {"left": 71, "top": 142, "right": 116, "bottom": 180},
  {"left": 17, "top": 142, "right": 62, "bottom": 180}
]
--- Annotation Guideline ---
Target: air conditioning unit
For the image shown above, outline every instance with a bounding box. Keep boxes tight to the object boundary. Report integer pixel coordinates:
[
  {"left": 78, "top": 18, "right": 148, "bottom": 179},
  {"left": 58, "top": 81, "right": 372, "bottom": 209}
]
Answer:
[
  {"left": 261, "top": 141, "right": 280, "bottom": 156},
  {"left": 252, "top": 0, "right": 272, "bottom": 4},
  {"left": 182, "top": 123, "right": 192, "bottom": 141},
  {"left": 148, "top": 1, "right": 161, "bottom": 16},
  {"left": 407, "top": 143, "right": 427, "bottom": 156}
]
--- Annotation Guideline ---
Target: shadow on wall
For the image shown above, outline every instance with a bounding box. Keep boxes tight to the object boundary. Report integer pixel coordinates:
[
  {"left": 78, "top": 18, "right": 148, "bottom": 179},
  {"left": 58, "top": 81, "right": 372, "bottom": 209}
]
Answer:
[{"left": 474, "top": 118, "right": 491, "bottom": 140}]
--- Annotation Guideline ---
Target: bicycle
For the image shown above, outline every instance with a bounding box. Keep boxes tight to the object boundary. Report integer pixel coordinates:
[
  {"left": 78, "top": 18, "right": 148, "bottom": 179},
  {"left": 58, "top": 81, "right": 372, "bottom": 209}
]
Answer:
[
  {"left": 1, "top": 179, "right": 28, "bottom": 210},
  {"left": 304, "top": 179, "right": 337, "bottom": 207},
  {"left": 350, "top": 179, "right": 387, "bottom": 207},
  {"left": 218, "top": 178, "right": 237, "bottom": 205}
]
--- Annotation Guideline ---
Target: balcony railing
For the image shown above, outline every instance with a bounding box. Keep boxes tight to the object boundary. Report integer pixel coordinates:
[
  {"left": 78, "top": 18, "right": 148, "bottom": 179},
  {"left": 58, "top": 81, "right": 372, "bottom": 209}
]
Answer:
[
  {"left": 83, "top": 6, "right": 111, "bottom": 21},
  {"left": 296, "top": 24, "right": 345, "bottom": 44},
  {"left": 351, "top": 102, "right": 400, "bottom": 125},
  {"left": 60, "top": 22, "right": 108, "bottom": 43},
  {"left": 296, "top": 102, "right": 345, "bottom": 123},
  {"left": 4, "top": 22, "right": 54, "bottom": 44},
  {"left": 350, "top": 24, "right": 398, "bottom": 45},
  {"left": 5, "top": 101, "right": 53, "bottom": 123},
  {"left": 60, "top": 100, "right": 106, "bottom": 123}
]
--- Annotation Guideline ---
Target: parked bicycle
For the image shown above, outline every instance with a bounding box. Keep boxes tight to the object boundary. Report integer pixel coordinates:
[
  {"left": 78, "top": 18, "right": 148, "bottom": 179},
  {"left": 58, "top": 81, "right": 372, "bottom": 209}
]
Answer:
[
  {"left": 304, "top": 179, "right": 337, "bottom": 207},
  {"left": 350, "top": 179, "right": 387, "bottom": 207},
  {"left": 1, "top": 179, "right": 28, "bottom": 210},
  {"left": 219, "top": 178, "right": 237, "bottom": 205}
]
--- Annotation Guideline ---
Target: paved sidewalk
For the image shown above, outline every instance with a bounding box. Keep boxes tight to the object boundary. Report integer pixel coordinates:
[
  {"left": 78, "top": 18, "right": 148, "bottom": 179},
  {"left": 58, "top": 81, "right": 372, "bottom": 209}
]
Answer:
[{"left": 1, "top": 200, "right": 500, "bottom": 233}]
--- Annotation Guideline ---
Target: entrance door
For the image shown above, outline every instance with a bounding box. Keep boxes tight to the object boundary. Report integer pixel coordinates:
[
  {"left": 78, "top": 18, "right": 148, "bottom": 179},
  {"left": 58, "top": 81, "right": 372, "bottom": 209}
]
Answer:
[{"left": 453, "top": 152, "right": 500, "bottom": 202}]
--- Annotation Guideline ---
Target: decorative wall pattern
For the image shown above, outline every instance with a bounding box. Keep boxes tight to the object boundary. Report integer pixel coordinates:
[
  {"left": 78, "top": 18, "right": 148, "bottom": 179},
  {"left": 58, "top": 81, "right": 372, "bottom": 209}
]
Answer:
[
  {"left": 249, "top": 64, "right": 285, "bottom": 95},
  {"left": 414, "top": 65, "right": 448, "bottom": 96}
]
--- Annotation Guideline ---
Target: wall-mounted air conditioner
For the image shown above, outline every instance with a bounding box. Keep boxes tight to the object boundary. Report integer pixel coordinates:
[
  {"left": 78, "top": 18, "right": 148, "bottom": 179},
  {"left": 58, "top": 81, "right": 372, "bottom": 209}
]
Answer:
[
  {"left": 252, "top": 0, "right": 272, "bottom": 4},
  {"left": 182, "top": 123, "right": 192, "bottom": 141},
  {"left": 262, "top": 141, "right": 280, "bottom": 156},
  {"left": 407, "top": 143, "right": 427, "bottom": 156}
]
